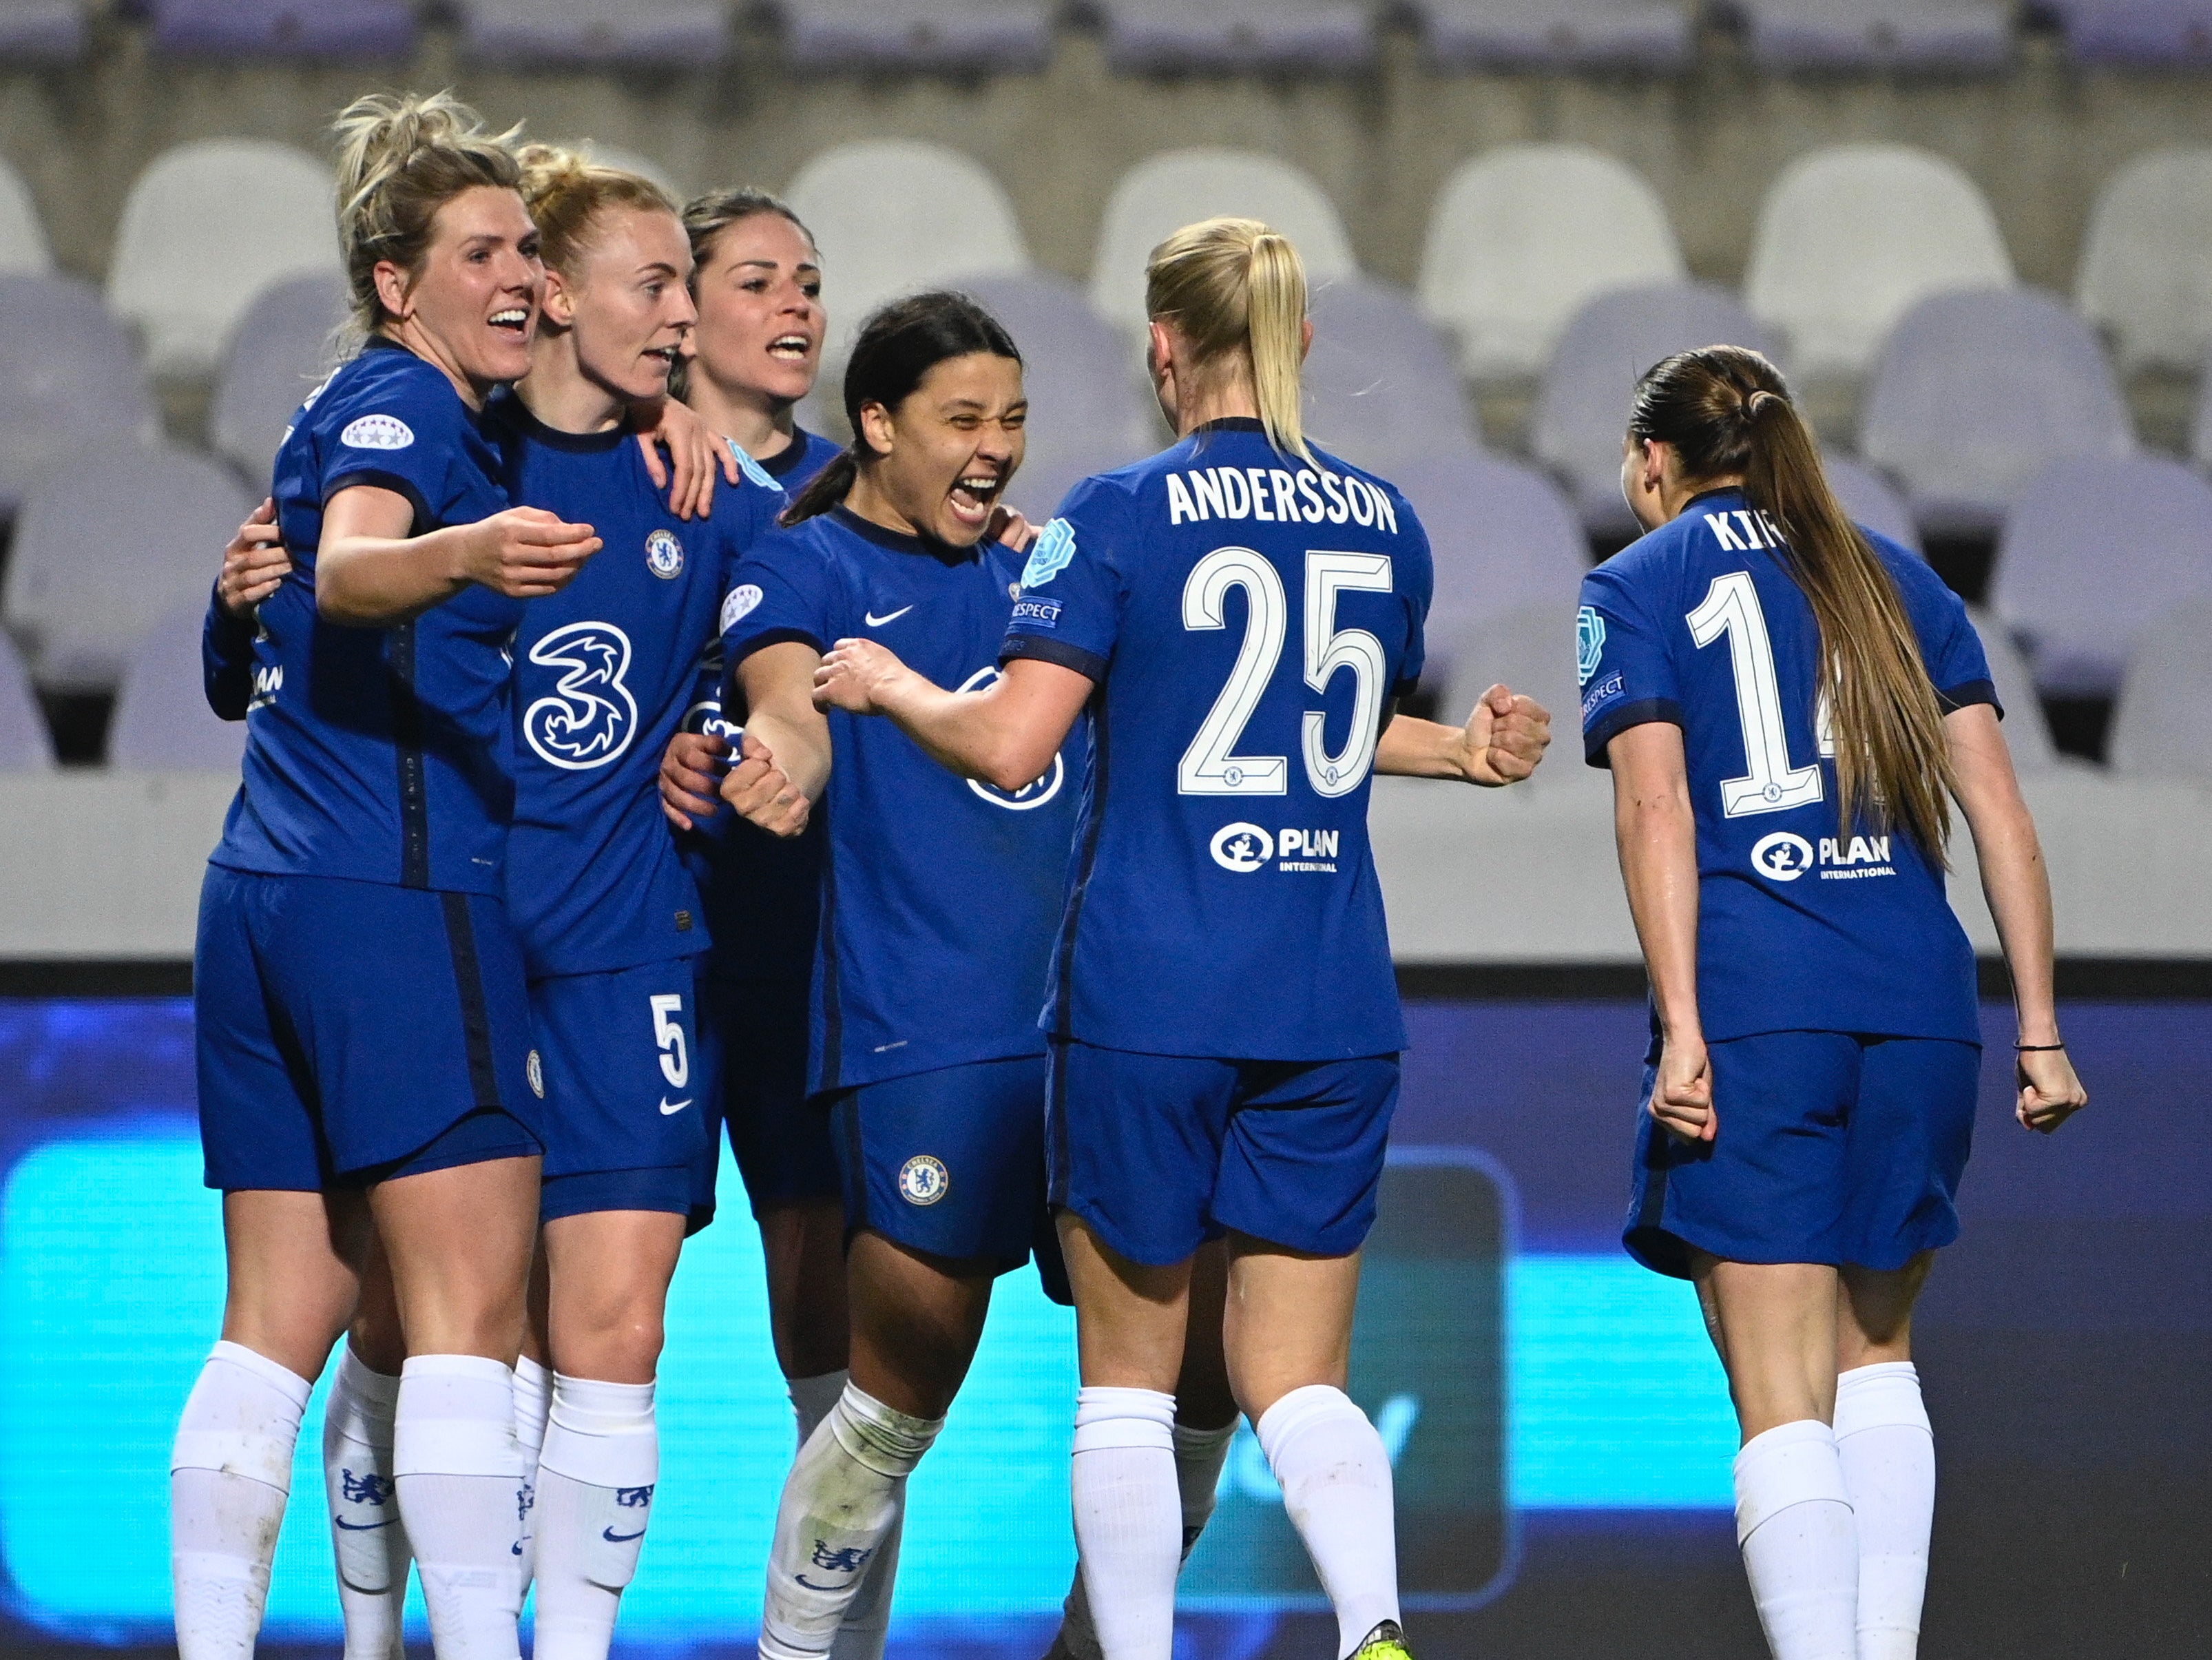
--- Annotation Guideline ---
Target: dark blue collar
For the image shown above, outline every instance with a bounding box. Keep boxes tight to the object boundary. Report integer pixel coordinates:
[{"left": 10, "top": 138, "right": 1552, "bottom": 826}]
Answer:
[{"left": 830, "top": 504, "right": 978, "bottom": 566}]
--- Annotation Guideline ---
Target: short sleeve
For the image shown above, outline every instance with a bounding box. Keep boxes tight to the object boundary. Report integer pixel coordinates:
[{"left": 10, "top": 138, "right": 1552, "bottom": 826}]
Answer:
[
  {"left": 320, "top": 363, "right": 490, "bottom": 533},
  {"left": 1884, "top": 543, "right": 2000, "bottom": 718},
  {"left": 1390, "top": 491, "right": 1434, "bottom": 696},
  {"left": 1000, "top": 475, "right": 1128, "bottom": 684},
  {"left": 721, "top": 532, "right": 831, "bottom": 666},
  {"left": 1578, "top": 563, "right": 1684, "bottom": 767}
]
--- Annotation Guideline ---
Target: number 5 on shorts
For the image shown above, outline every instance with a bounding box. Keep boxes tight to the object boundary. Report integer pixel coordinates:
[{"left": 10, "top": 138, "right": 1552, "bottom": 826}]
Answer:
[{"left": 649, "top": 993, "right": 689, "bottom": 1089}]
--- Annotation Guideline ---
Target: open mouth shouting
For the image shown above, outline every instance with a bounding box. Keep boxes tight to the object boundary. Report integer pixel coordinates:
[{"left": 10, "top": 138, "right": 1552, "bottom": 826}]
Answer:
[
  {"left": 946, "top": 468, "right": 1007, "bottom": 533},
  {"left": 489, "top": 305, "right": 531, "bottom": 340},
  {"left": 766, "top": 331, "right": 815, "bottom": 365}
]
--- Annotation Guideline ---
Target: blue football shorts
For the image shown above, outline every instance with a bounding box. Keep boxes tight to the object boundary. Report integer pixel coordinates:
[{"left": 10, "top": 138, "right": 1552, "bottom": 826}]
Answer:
[
  {"left": 194, "top": 864, "right": 542, "bottom": 1192},
  {"left": 1625, "top": 1028, "right": 1981, "bottom": 1279},
  {"left": 1047, "top": 1038, "right": 1402, "bottom": 1267},
  {"left": 687, "top": 968, "right": 842, "bottom": 1231}
]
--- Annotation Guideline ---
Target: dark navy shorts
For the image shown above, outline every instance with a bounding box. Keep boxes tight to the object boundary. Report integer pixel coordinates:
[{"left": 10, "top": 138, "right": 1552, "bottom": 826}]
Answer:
[
  {"left": 1625, "top": 1029, "right": 1981, "bottom": 1280},
  {"left": 1047, "top": 1039, "right": 1401, "bottom": 1267},
  {"left": 195, "top": 865, "right": 542, "bottom": 1192},
  {"left": 689, "top": 971, "right": 841, "bottom": 1230},
  {"left": 530, "top": 959, "right": 710, "bottom": 1223},
  {"left": 828, "top": 1054, "right": 1053, "bottom": 1277}
]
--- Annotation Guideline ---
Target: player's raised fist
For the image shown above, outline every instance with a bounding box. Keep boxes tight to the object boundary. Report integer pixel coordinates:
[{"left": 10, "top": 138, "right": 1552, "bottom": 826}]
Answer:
[
  {"left": 1461, "top": 683, "right": 1552, "bottom": 787},
  {"left": 721, "top": 728, "right": 810, "bottom": 838},
  {"left": 813, "top": 637, "right": 915, "bottom": 716},
  {"left": 218, "top": 497, "right": 291, "bottom": 617},
  {"left": 660, "top": 729, "right": 731, "bottom": 831},
  {"left": 460, "top": 506, "right": 603, "bottom": 599}
]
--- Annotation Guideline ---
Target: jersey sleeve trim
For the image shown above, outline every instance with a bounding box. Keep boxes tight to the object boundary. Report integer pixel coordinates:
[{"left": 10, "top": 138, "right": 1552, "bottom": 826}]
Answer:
[
  {"left": 324, "top": 468, "right": 437, "bottom": 534},
  {"left": 1583, "top": 697, "right": 1684, "bottom": 767},
  {"left": 729, "top": 625, "right": 825, "bottom": 664},
  {"left": 1000, "top": 632, "right": 1106, "bottom": 683},
  {"left": 1936, "top": 677, "right": 2001, "bottom": 718}
]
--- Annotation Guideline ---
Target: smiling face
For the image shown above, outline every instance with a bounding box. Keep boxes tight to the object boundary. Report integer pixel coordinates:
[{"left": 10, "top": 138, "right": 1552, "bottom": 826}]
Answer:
[
  {"left": 690, "top": 211, "right": 824, "bottom": 408},
  {"left": 376, "top": 185, "right": 543, "bottom": 393},
  {"left": 856, "top": 352, "right": 1027, "bottom": 546},
  {"left": 543, "top": 205, "right": 697, "bottom": 406}
]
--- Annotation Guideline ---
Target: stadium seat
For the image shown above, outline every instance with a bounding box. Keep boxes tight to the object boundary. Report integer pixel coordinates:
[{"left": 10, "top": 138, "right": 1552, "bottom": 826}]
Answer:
[
  {"left": 2076, "top": 148, "right": 2212, "bottom": 373},
  {"left": 0, "top": 152, "right": 51, "bottom": 274},
  {"left": 209, "top": 271, "right": 347, "bottom": 490},
  {"left": 1736, "top": 0, "right": 2012, "bottom": 70},
  {"left": 1744, "top": 144, "right": 2014, "bottom": 386},
  {"left": 1390, "top": 444, "right": 1590, "bottom": 651},
  {"left": 785, "top": 141, "right": 1030, "bottom": 364},
  {"left": 780, "top": 0, "right": 1054, "bottom": 70},
  {"left": 0, "top": 273, "right": 160, "bottom": 518},
  {"left": 1418, "top": 145, "right": 1686, "bottom": 384},
  {"left": 1969, "top": 608, "right": 2063, "bottom": 774},
  {"left": 1093, "top": 0, "right": 1377, "bottom": 72},
  {"left": 1304, "top": 275, "right": 1481, "bottom": 476},
  {"left": 2107, "top": 594, "right": 2212, "bottom": 782},
  {"left": 106, "top": 139, "right": 339, "bottom": 384},
  {"left": 0, "top": 628, "right": 53, "bottom": 771},
  {"left": 952, "top": 271, "right": 1158, "bottom": 520},
  {"left": 1530, "top": 282, "right": 1779, "bottom": 537},
  {"left": 2049, "top": 0, "right": 2212, "bottom": 65},
  {"left": 147, "top": 0, "right": 417, "bottom": 56},
  {"left": 1089, "top": 149, "right": 1357, "bottom": 338},
  {"left": 107, "top": 600, "right": 245, "bottom": 774},
  {"left": 1826, "top": 456, "right": 1921, "bottom": 554},
  {"left": 1411, "top": 0, "right": 1695, "bottom": 70},
  {"left": 1988, "top": 453, "right": 2212, "bottom": 699},
  {"left": 0, "top": 0, "right": 85, "bottom": 62},
  {"left": 1859, "top": 288, "right": 2134, "bottom": 539},
  {"left": 459, "top": 0, "right": 731, "bottom": 65},
  {"left": 3, "top": 437, "right": 252, "bottom": 695}
]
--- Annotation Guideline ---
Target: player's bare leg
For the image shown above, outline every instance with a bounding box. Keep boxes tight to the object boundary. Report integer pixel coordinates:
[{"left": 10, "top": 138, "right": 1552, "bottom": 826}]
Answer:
[
  {"left": 1692, "top": 1254, "right": 1856, "bottom": 1660},
  {"left": 760, "top": 1197, "right": 853, "bottom": 1436},
  {"left": 174, "top": 1190, "right": 368, "bottom": 1660},
  {"left": 1835, "top": 1255, "right": 1938, "bottom": 1660}
]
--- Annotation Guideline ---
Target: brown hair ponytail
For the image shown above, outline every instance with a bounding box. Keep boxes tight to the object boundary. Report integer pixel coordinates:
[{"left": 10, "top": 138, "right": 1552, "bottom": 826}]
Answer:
[{"left": 1629, "top": 346, "right": 1957, "bottom": 855}]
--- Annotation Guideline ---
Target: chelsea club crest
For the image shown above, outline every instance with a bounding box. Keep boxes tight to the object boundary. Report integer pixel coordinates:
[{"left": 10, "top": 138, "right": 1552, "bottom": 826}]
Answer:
[{"left": 645, "top": 528, "right": 684, "bottom": 579}]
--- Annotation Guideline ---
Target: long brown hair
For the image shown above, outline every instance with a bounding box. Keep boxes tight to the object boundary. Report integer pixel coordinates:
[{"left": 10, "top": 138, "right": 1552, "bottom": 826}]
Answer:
[
  {"left": 1145, "top": 216, "right": 1313, "bottom": 466},
  {"left": 1629, "top": 345, "right": 1955, "bottom": 854}
]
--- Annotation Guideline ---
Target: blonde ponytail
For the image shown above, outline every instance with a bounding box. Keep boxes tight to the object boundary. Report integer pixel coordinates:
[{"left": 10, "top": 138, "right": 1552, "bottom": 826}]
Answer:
[{"left": 1145, "top": 216, "right": 1313, "bottom": 466}]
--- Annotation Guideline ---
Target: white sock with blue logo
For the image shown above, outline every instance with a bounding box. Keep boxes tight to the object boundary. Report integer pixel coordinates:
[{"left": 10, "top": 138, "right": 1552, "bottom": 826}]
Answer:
[
  {"left": 511, "top": 1354, "right": 552, "bottom": 1592},
  {"left": 1256, "top": 1385, "right": 1400, "bottom": 1659},
  {"left": 1069, "top": 1386, "right": 1181, "bottom": 1660},
  {"left": 1734, "top": 1418, "right": 1859, "bottom": 1660},
  {"left": 1833, "top": 1364, "right": 1934, "bottom": 1660},
  {"left": 759, "top": 1382, "right": 941, "bottom": 1660},
  {"left": 171, "top": 1340, "right": 313, "bottom": 1660},
  {"left": 324, "top": 1345, "right": 410, "bottom": 1660},
  {"left": 392, "top": 1354, "right": 527, "bottom": 1660},
  {"left": 1058, "top": 1413, "right": 1236, "bottom": 1660},
  {"left": 532, "top": 1375, "right": 658, "bottom": 1660}
]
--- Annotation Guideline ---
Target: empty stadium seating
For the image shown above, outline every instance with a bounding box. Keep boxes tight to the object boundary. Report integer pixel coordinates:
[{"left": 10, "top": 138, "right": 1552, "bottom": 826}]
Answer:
[
  {"left": 0, "top": 0, "right": 84, "bottom": 61},
  {"left": 107, "top": 601, "right": 245, "bottom": 774},
  {"left": 2076, "top": 147, "right": 2212, "bottom": 374},
  {"left": 0, "top": 153, "right": 51, "bottom": 274},
  {"left": 459, "top": 0, "right": 730, "bottom": 66},
  {"left": 1093, "top": 0, "right": 1376, "bottom": 72},
  {"left": 1410, "top": 0, "right": 1695, "bottom": 70},
  {"left": 780, "top": 0, "right": 1054, "bottom": 72},
  {"left": 1744, "top": 144, "right": 2014, "bottom": 387},
  {"left": 0, "top": 630, "right": 53, "bottom": 771},
  {"left": 146, "top": 0, "right": 416, "bottom": 57},
  {"left": 2107, "top": 594, "right": 2212, "bottom": 781},
  {"left": 2052, "top": 0, "right": 2212, "bottom": 65},
  {"left": 0, "top": 273, "right": 160, "bottom": 518},
  {"left": 1989, "top": 453, "right": 2212, "bottom": 699},
  {"left": 3, "top": 438, "right": 251, "bottom": 696},
  {"left": 208, "top": 271, "right": 346, "bottom": 490},
  {"left": 1431, "top": 599, "right": 1594, "bottom": 795},
  {"left": 1737, "top": 0, "right": 2013, "bottom": 70},
  {"left": 1089, "top": 149, "right": 1356, "bottom": 338},
  {"left": 1859, "top": 288, "right": 2136, "bottom": 538},
  {"left": 1971, "top": 609, "right": 2065, "bottom": 774},
  {"left": 1390, "top": 446, "right": 1589, "bottom": 650},
  {"left": 1304, "top": 275, "right": 1481, "bottom": 477},
  {"left": 105, "top": 139, "right": 338, "bottom": 384},
  {"left": 1825, "top": 456, "right": 1921, "bottom": 553}
]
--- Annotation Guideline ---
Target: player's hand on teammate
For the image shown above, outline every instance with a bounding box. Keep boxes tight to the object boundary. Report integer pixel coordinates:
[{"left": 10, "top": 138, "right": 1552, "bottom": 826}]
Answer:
[
  {"left": 720, "top": 729, "right": 810, "bottom": 837},
  {"left": 218, "top": 497, "right": 291, "bottom": 617},
  {"left": 660, "top": 729, "right": 730, "bottom": 831},
  {"left": 1459, "top": 683, "right": 1552, "bottom": 787},
  {"left": 460, "top": 506, "right": 603, "bottom": 599},
  {"left": 1649, "top": 1031, "right": 1715, "bottom": 1141},
  {"left": 635, "top": 395, "right": 740, "bottom": 521},
  {"left": 813, "top": 637, "right": 914, "bottom": 716},
  {"left": 990, "top": 504, "right": 1039, "bottom": 553},
  {"left": 2014, "top": 1046, "right": 2087, "bottom": 1134}
]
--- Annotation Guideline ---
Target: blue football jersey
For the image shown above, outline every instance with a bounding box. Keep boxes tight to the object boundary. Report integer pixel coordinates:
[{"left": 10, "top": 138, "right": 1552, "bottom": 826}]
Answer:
[
  {"left": 758, "top": 426, "right": 842, "bottom": 491},
  {"left": 1577, "top": 486, "right": 1998, "bottom": 1043},
  {"left": 1000, "top": 417, "right": 1431, "bottom": 1062},
  {"left": 211, "top": 337, "right": 522, "bottom": 894},
  {"left": 721, "top": 506, "right": 1083, "bottom": 1093},
  {"left": 490, "top": 395, "right": 784, "bottom": 980}
]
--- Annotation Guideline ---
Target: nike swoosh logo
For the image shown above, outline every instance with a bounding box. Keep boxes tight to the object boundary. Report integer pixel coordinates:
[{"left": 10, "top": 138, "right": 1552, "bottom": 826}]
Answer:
[
  {"left": 794, "top": 1575, "right": 852, "bottom": 1591},
  {"left": 659, "top": 1097, "right": 692, "bottom": 1115},
  {"left": 603, "top": 1526, "right": 646, "bottom": 1543},
  {"left": 334, "top": 1517, "right": 397, "bottom": 1531},
  {"left": 864, "top": 606, "right": 913, "bottom": 627}
]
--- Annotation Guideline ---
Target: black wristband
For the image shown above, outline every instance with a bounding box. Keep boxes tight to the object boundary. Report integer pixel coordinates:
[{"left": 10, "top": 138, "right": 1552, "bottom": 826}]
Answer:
[{"left": 2014, "top": 1043, "right": 2066, "bottom": 1052}]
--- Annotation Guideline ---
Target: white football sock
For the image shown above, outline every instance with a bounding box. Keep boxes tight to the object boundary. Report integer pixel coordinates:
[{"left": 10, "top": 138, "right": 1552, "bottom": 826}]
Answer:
[
  {"left": 533, "top": 1376, "right": 657, "bottom": 1660},
  {"left": 512, "top": 1355, "right": 552, "bottom": 1591},
  {"left": 1833, "top": 1363, "right": 1934, "bottom": 1660},
  {"left": 393, "top": 1354, "right": 526, "bottom": 1660},
  {"left": 171, "top": 1340, "right": 313, "bottom": 1660},
  {"left": 759, "top": 1382, "right": 941, "bottom": 1660},
  {"left": 789, "top": 1370, "right": 850, "bottom": 1451},
  {"left": 1734, "top": 1418, "right": 1859, "bottom": 1660},
  {"left": 325, "top": 1347, "right": 410, "bottom": 1660},
  {"left": 824, "top": 1509, "right": 901, "bottom": 1660},
  {"left": 1069, "top": 1387, "right": 1180, "bottom": 1660},
  {"left": 1255, "top": 1386, "right": 1399, "bottom": 1658},
  {"left": 1059, "top": 1413, "right": 1237, "bottom": 1660}
]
